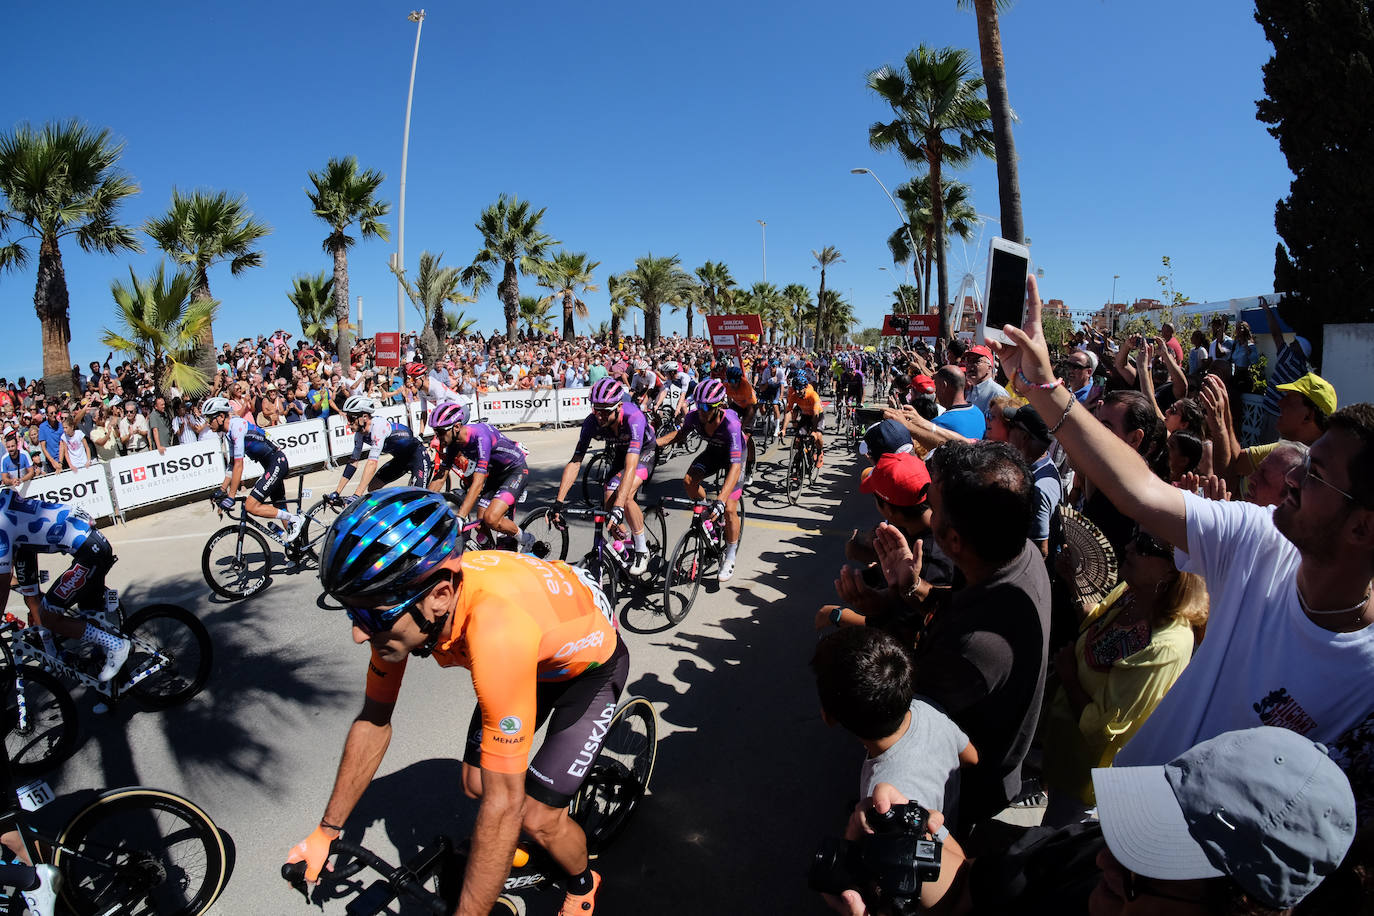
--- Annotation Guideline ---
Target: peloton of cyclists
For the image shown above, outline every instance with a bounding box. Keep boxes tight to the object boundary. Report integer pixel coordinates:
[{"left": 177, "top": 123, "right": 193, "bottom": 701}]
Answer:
[
  {"left": 784, "top": 369, "right": 826, "bottom": 467},
  {"left": 552, "top": 378, "right": 657, "bottom": 576},
  {"left": 203, "top": 396, "right": 306, "bottom": 543},
  {"left": 326, "top": 396, "right": 432, "bottom": 506},
  {"left": 288, "top": 487, "right": 627, "bottom": 916},
  {"left": 424, "top": 401, "right": 538, "bottom": 553},
  {"left": 654, "top": 379, "right": 747, "bottom": 582},
  {"left": 755, "top": 358, "right": 787, "bottom": 437}
]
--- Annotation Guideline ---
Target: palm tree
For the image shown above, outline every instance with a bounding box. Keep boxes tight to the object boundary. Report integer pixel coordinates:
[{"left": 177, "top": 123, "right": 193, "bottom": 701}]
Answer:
[
  {"left": 0, "top": 120, "right": 141, "bottom": 398},
  {"left": 868, "top": 45, "right": 994, "bottom": 341},
  {"left": 782, "top": 283, "right": 813, "bottom": 347},
  {"left": 669, "top": 281, "right": 706, "bottom": 339},
  {"left": 817, "top": 289, "right": 857, "bottom": 348},
  {"left": 518, "top": 294, "right": 556, "bottom": 338},
  {"left": 287, "top": 271, "right": 336, "bottom": 347},
  {"left": 101, "top": 262, "right": 214, "bottom": 398},
  {"left": 889, "top": 177, "right": 978, "bottom": 313},
  {"left": 446, "top": 310, "right": 478, "bottom": 337},
  {"left": 617, "top": 254, "right": 694, "bottom": 345},
  {"left": 693, "top": 261, "right": 736, "bottom": 333},
  {"left": 606, "top": 273, "right": 635, "bottom": 344},
  {"left": 811, "top": 246, "right": 845, "bottom": 348},
  {"left": 462, "top": 194, "right": 559, "bottom": 344},
  {"left": 957, "top": 0, "right": 1023, "bottom": 243},
  {"left": 145, "top": 188, "right": 270, "bottom": 376},
  {"left": 891, "top": 284, "right": 921, "bottom": 314},
  {"left": 392, "top": 251, "right": 474, "bottom": 365},
  {"left": 536, "top": 250, "right": 600, "bottom": 341},
  {"left": 306, "top": 156, "right": 391, "bottom": 359},
  {"left": 747, "top": 282, "right": 786, "bottom": 345}
]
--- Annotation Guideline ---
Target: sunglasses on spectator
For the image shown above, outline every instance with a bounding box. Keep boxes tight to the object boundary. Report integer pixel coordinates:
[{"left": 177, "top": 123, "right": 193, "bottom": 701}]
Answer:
[
  {"left": 1291, "top": 454, "right": 1359, "bottom": 503},
  {"left": 1128, "top": 529, "right": 1174, "bottom": 560}
]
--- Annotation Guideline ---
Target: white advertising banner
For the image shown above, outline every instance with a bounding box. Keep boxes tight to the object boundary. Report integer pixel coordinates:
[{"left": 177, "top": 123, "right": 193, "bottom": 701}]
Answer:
[
  {"left": 556, "top": 387, "right": 594, "bottom": 425},
  {"left": 239, "top": 420, "right": 331, "bottom": 479},
  {"left": 326, "top": 404, "right": 414, "bottom": 460},
  {"left": 108, "top": 440, "right": 226, "bottom": 511},
  {"left": 15, "top": 465, "right": 116, "bottom": 520},
  {"left": 409, "top": 396, "right": 477, "bottom": 438},
  {"left": 476, "top": 391, "right": 559, "bottom": 427}
]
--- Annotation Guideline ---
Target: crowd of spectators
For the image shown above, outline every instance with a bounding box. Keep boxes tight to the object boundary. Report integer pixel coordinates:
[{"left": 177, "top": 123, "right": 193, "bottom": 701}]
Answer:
[{"left": 808, "top": 280, "right": 1370, "bottom": 914}]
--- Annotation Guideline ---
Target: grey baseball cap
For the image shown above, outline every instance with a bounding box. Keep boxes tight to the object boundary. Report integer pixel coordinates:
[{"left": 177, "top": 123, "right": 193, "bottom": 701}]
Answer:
[{"left": 1092, "top": 726, "right": 1356, "bottom": 909}]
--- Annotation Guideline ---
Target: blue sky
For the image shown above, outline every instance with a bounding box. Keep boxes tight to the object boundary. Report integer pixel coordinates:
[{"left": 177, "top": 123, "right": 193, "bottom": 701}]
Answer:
[{"left": 4, "top": 0, "right": 1287, "bottom": 378}]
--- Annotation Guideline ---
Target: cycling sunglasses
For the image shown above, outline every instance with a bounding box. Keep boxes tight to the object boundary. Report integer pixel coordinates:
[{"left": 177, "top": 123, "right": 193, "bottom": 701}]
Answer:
[{"left": 344, "top": 572, "right": 451, "bottom": 636}]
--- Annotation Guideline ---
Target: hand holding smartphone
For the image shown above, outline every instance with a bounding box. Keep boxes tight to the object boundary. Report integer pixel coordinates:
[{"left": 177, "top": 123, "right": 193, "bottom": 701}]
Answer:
[{"left": 982, "top": 237, "right": 1031, "bottom": 346}]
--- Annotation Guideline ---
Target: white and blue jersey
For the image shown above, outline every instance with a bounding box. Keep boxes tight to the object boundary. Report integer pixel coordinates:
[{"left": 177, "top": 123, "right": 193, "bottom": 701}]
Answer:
[{"left": 0, "top": 489, "right": 92, "bottom": 575}]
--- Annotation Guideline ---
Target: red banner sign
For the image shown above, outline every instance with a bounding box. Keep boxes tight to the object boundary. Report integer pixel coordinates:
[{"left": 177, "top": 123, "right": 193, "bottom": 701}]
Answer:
[
  {"left": 705, "top": 314, "right": 763, "bottom": 346},
  {"left": 374, "top": 331, "right": 402, "bottom": 367},
  {"left": 881, "top": 314, "right": 939, "bottom": 336}
]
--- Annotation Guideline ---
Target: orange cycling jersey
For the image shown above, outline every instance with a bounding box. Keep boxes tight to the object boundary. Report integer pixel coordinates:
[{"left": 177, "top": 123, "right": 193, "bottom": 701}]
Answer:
[
  {"left": 786, "top": 386, "right": 823, "bottom": 416},
  {"left": 725, "top": 377, "right": 756, "bottom": 408},
  {"left": 365, "top": 550, "right": 617, "bottom": 774}
]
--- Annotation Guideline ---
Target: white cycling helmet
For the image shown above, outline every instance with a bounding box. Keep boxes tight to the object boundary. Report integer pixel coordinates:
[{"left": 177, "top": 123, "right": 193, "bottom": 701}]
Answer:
[
  {"left": 342, "top": 395, "right": 379, "bottom": 416},
  {"left": 202, "top": 396, "right": 232, "bottom": 417}
]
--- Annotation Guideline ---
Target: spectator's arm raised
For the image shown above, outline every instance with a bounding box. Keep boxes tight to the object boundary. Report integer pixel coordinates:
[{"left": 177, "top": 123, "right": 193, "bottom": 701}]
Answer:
[{"left": 993, "top": 276, "right": 1188, "bottom": 551}]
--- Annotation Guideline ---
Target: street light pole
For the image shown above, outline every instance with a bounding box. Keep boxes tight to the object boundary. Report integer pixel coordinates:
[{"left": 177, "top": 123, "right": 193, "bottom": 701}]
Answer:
[
  {"left": 757, "top": 219, "right": 767, "bottom": 282},
  {"left": 1111, "top": 273, "right": 1120, "bottom": 334},
  {"left": 397, "top": 9, "right": 426, "bottom": 335},
  {"left": 850, "top": 168, "right": 923, "bottom": 311}
]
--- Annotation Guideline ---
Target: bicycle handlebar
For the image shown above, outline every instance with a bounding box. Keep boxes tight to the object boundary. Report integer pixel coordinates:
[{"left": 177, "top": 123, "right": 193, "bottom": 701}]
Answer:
[{"left": 281, "top": 838, "right": 448, "bottom": 916}]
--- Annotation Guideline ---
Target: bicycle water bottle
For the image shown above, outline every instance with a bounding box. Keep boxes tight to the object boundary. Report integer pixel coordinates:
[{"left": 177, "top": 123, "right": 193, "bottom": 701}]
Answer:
[
  {"left": 702, "top": 518, "right": 715, "bottom": 536},
  {"left": 610, "top": 539, "right": 629, "bottom": 565}
]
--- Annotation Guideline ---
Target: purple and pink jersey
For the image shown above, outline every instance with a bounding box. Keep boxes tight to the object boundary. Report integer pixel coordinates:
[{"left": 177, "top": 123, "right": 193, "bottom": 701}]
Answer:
[{"left": 680, "top": 407, "right": 745, "bottom": 465}]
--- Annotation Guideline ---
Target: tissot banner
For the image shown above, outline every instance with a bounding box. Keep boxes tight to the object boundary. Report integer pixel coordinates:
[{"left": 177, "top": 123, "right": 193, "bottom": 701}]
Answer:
[{"left": 108, "top": 440, "right": 226, "bottom": 510}]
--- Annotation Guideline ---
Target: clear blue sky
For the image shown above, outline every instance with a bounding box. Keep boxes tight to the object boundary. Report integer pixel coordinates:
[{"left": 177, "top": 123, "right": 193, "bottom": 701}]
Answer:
[{"left": 4, "top": 0, "right": 1287, "bottom": 379}]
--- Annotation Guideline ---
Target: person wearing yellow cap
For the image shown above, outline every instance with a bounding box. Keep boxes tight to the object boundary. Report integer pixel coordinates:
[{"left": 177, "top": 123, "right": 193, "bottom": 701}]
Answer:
[{"left": 1220, "top": 371, "right": 1335, "bottom": 483}]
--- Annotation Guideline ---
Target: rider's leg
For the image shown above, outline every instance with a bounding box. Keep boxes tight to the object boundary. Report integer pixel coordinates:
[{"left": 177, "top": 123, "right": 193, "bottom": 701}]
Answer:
[
  {"left": 480, "top": 498, "right": 519, "bottom": 538},
  {"left": 45, "top": 535, "right": 127, "bottom": 681},
  {"left": 683, "top": 470, "right": 707, "bottom": 502}
]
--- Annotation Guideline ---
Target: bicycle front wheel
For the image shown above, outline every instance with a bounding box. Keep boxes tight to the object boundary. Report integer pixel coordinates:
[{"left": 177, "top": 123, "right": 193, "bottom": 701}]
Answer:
[
  {"left": 55, "top": 787, "right": 228, "bottom": 916},
  {"left": 519, "top": 507, "right": 569, "bottom": 561},
  {"left": 5, "top": 665, "right": 78, "bottom": 780},
  {"left": 570, "top": 697, "right": 659, "bottom": 855},
  {"left": 122, "top": 605, "right": 213, "bottom": 709},
  {"left": 787, "top": 447, "right": 804, "bottom": 506},
  {"left": 662, "top": 528, "right": 710, "bottom": 625},
  {"left": 301, "top": 497, "right": 347, "bottom": 563},
  {"left": 579, "top": 453, "right": 611, "bottom": 507},
  {"left": 201, "top": 524, "right": 272, "bottom": 599}
]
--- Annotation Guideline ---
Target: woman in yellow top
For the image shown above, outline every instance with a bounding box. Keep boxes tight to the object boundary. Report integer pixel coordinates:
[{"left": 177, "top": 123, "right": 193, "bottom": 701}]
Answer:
[{"left": 1040, "top": 527, "right": 1208, "bottom": 827}]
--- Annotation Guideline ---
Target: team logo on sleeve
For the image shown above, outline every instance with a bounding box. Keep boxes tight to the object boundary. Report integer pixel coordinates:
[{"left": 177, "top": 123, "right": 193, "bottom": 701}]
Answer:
[{"left": 499, "top": 716, "right": 522, "bottom": 735}]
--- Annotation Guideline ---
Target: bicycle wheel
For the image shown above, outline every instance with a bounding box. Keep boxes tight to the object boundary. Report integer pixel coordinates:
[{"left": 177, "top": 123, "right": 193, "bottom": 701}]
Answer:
[
  {"left": 5, "top": 665, "right": 78, "bottom": 781},
  {"left": 579, "top": 453, "right": 611, "bottom": 507},
  {"left": 662, "top": 528, "right": 710, "bottom": 625},
  {"left": 55, "top": 787, "right": 228, "bottom": 916},
  {"left": 121, "top": 605, "right": 213, "bottom": 709},
  {"left": 569, "top": 697, "right": 659, "bottom": 854},
  {"left": 639, "top": 504, "right": 668, "bottom": 583},
  {"left": 786, "top": 447, "right": 804, "bottom": 506},
  {"left": 518, "top": 507, "right": 569, "bottom": 561},
  {"left": 200, "top": 524, "right": 272, "bottom": 600},
  {"left": 301, "top": 497, "right": 346, "bottom": 562}
]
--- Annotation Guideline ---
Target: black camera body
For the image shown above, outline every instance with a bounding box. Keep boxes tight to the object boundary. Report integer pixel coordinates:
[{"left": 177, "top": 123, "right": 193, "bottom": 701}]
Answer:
[
  {"left": 808, "top": 803, "right": 942, "bottom": 915},
  {"left": 889, "top": 315, "right": 911, "bottom": 334}
]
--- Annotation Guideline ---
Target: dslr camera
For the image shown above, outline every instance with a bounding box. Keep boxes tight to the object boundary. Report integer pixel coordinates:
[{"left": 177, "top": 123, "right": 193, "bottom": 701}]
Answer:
[
  {"left": 808, "top": 802, "right": 942, "bottom": 915},
  {"left": 889, "top": 315, "right": 911, "bottom": 334}
]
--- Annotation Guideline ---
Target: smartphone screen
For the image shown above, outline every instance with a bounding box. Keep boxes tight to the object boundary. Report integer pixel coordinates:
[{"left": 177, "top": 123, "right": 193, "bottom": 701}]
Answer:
[{"left": 985, "top": 247, "right": 1030, "bottom": 330}]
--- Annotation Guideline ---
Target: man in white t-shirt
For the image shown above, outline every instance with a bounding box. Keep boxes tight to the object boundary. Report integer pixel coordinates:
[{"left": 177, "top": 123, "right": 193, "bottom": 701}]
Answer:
[{"left": 997, "top": 277, "right": 1374, "bottom": 819}]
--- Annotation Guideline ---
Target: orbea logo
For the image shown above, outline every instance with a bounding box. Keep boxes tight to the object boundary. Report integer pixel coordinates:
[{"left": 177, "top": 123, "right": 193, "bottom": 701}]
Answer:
[{"left": 117, "top": 452, "right": 214, "bottom": 486}]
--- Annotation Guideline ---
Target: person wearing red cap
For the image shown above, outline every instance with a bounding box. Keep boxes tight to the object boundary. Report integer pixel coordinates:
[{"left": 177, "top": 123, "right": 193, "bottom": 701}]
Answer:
[{"left": 962, "top": 345, "right": 1010, "bottom": 413}]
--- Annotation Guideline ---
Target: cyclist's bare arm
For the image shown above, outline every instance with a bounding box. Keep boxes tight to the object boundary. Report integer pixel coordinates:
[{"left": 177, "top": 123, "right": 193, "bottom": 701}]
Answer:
[
  {"left": 554, "top": 459, "right": 582, "bottom": 503},
  {"left": 457, "top": 769, "right": 525, "bottom": 916},
  {"left": 654, "top": 428, "right": 679, "bottom": 449},
  {"left": 320, "top": 696, "right": 396, "bottom": 834},
  {"left": 223, "top": 458, "right": 244, "bottom": 498},
  {"left": 457, "top": 471, "right": 487, "bottom": 518},
  {"left": 351, "top": 459, "right": 380, "bottom": 496}
]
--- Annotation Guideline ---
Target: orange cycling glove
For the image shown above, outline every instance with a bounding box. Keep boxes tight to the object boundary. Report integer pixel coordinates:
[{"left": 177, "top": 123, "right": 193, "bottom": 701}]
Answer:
[{"left": 285, "top": 825, "right": 336, "bottom": 883}]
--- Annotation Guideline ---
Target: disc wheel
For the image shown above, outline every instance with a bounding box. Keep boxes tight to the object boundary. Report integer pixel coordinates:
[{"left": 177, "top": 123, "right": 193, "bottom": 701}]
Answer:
[
  {"left": 4, "top": 665, "right": 78, "bottom": 780},
  {"left": 519, "top": 507, "right": 569, "bottom": 561},
  {"left": 662, "top": 527, "right": 710, "bottom": 626},
  {"left": 201, "top": 524, "right": 272, "bottom": 600},
  {"left": 569, "top": 697, "right": 659, "bottom": 854},
  {"left": 121, "top": 604, "right": 213, "bottom": 709},
  {"left": 55, "top": 788, "right": 228, "bottom": 916}
]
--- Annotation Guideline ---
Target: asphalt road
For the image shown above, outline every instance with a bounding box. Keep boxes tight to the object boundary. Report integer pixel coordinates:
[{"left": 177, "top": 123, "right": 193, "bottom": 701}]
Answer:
[{"left": 11, "top": 417, "right": 880, "bottom": 915}]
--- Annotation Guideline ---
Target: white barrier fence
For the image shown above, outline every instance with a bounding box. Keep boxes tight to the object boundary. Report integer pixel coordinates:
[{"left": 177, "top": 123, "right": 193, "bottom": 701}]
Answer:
[{"left": 4, "top": 390, "right": 597, "bottom": 522}]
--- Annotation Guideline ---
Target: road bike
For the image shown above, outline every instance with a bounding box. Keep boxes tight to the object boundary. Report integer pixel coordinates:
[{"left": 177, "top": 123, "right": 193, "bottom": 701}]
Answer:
[
  {"left": 282, "top": 696, "right": 658, "bottom": 916},
  {"left": 0, "top": 617, "right": 76, "bottom": 782},
  {"left": 577, "top": 442, "right": 660, "bottom": 508},
  {"left": 526, "top": 504, "right": 668, "bottom": 616},
  {"left": 200, "top": 474, "right": 320, "bottom": 600},
  {"left": 653, "top": 404, "right": 700, "bottom": 459},
  {"left": 3, "top": 589, "right": 212, "bottom": 718},
  {"left": 784, "top": 426, "right": 822, "bottom": 506},
  {"left": 660, "top": 496, "right": 748, "bottom": 626},
  {"left": 752, "top": 399, "right": 780, "bottom": 453},
  {"left": 0, "top": 691, "right": 228, "bottom": 916}
]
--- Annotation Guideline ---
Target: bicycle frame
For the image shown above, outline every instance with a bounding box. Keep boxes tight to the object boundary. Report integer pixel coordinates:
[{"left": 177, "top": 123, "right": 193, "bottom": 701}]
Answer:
[{"left": 4, "top": 602, "right": 170, "bottom": 701}]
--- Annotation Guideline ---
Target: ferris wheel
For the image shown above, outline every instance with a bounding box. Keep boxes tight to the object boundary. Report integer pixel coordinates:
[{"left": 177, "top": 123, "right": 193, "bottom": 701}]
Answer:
[{"left": 943, "top": 212, "right": 999, "bottom": 338}]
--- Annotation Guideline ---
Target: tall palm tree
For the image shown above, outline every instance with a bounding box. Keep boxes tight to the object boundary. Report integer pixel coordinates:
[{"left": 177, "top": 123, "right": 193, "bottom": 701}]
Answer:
[
  {"left": 617, "top": 254, "right": 694, "bottom": 345},
  {"left": 957, "top": 0, "right": 1023, "bottom": 243},
  {"left": 306, "top": 156, "right": 391, "bottom": 359},
  {"left": 518, "top": 294, "right": 556, "bottom": 338},
  {"left": 145, "top": 188, "right": 270, "bottom": 375},
  {"left": 287, "top": 271, "right": 336, "bottom": 347},
  {"left": 891, "top": 284, "right": 921, "bottom": 314},
  {"left": 693, "top": 261, "right": 736, "bottom": 333},
  {"left": 748, "top": 282, "right": 785, "bottom": 345},
  {"left": 669, "top": 281, "right": 706, "bottom": 339},
  {"left": 868, "top": 45, "right": 994, "bottom": 342},
  {"left": 889, "top": 177, "right": 978, "bottom": 313},
  {"left": 462, "top": 194, "right": 559, "bottom": 344},
  {"left": 536, "top": 250, "right": 600, "bottom": 341},
  {"left": 782, "top": 283, "right": 813, "bottom": 347},
  {"left": 811, "top": 246, "right": 844, "bottom": 348},
  {"left": 817, "top": 289, "right": 857, "bottom": 348},
  {"left": 606, "top": 273, "right": 635, "bottom": 344},
  {"left": 101, "top": 262, "right": 214, "bottom": 398},
  {"left": 392, "top": 251, "right": 475, "bottom": 366},
  {"left": 0, "top": 120, "right": 141, "bottom": 398}
]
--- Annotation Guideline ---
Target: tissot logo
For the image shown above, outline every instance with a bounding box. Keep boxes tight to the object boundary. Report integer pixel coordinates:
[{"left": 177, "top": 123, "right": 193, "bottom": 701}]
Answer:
[
  {"left": 561, "top": 396, "right": 587, "bottom": 407},
  {"left": 38, "top": 481, "right": 101, "bottom": 502},
  {"left": 117, "top": 452, "right": 214, "bottom": 485},
  {"left": 488, "top": 398, "right": 551, "bottom": 410},
  {"left": 273, "top": 430, "right": 320, "bottom": 449}
]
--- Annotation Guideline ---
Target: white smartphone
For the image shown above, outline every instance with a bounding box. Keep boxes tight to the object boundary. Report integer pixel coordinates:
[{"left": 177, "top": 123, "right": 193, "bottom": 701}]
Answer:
[{"left": 981, "top": 236, "right": 1031, "bottom": 346}]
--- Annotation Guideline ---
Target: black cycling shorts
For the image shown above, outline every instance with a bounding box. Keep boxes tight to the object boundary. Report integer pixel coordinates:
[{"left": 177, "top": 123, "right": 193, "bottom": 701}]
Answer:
[
  {"left": 16, "top": 528, "right": 115, "bottom": 610},
  {"left": 375, "top": 441, "right": 433, "bottom": 488},
  {"left": 480, "top": 463, "right": 529, "bottom": 507},
  {"left": 463, "top": 637, "right": 629, "bottom": 807},
  {"left": 688, "top": 447, "right": 745, "bottom": 499},
  {"left": 249, "top": 452, "right": 290, "bottom": 505},
  {"left": 794, "top": 414, "right": 821, "bottom": 434}
]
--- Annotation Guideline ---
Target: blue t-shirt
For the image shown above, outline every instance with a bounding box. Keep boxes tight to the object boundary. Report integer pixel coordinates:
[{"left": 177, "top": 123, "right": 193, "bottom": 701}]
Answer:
[
  {"left": 38, "top": 422, "right": 63, "bottom": 464},
  {"left": 934, "top": 404, "right": 986, "bottom": 440},
  {"left": 1, "top": 450, "right": 33, "bottom": 477}
]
